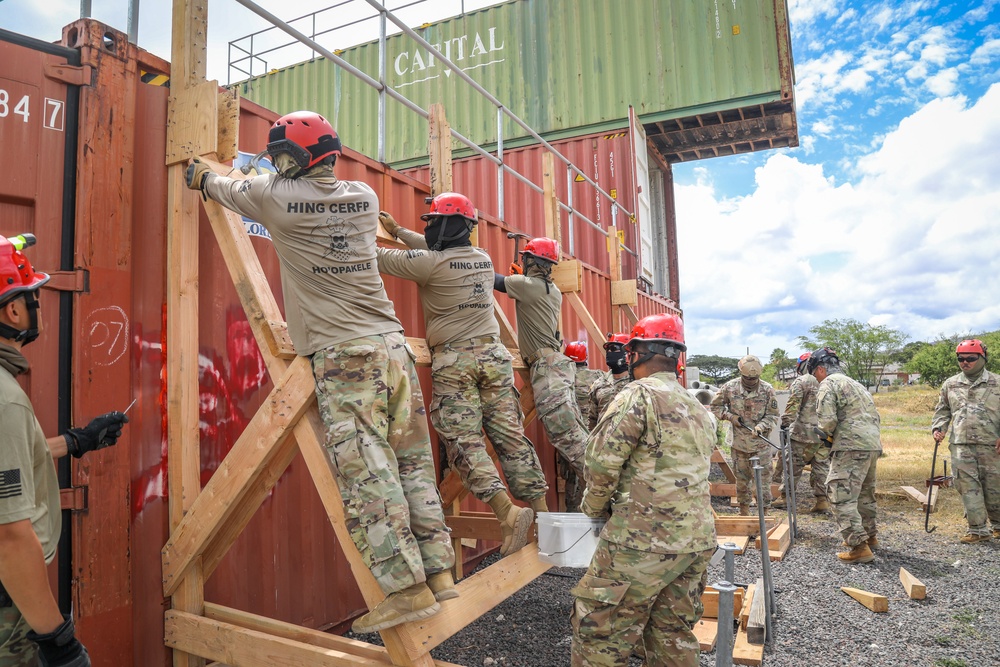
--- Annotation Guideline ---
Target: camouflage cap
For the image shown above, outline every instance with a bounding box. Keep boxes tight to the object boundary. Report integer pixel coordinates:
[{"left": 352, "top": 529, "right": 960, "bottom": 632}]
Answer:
[{"left": 738, "top": 355, "right": 763, "bottom": 378}]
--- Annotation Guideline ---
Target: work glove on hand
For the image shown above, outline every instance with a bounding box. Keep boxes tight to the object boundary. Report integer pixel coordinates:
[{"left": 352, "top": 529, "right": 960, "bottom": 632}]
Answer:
[
  {"left": 580, "top": 493, "right": 610, "bottom": 520},
  {"left": 64, "top": 412, "right": 129, "bottom": 459},
  {"left": 753, "top": 424, "right": 769, "bottom": 438},
  {"left": 378, "top": 211, "right": 402, "bottom": 238},
  {"left": 509, "top": 262, "right": 523, "bottom": 275},
  {"left": 27, "top": 615, "right": 91, "bottom": 667},
  {"left": 730, "top": 414, "right": 744, "bottom": 427},
  {"left": 184, "top": 158, "right": 212, "bottom": 193}
]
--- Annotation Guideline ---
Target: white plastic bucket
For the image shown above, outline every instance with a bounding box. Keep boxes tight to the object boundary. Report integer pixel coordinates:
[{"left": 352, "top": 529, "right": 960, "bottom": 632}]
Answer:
[{"left": 536, "top": 512, "right": 605, "bottom": 568}]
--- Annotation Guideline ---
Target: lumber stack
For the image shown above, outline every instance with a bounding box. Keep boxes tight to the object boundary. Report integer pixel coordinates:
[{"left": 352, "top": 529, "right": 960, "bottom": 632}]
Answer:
[
  {"left": 702, "top": 585, "right": 745, "bottom": 619},
  {"left": 753, "top": 518, "right": 792, "bottom": 561}
]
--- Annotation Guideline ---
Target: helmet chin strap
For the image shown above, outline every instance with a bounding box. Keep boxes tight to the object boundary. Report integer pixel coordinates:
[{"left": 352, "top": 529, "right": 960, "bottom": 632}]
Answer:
[{"left": 0, "top": 291, "right": 41, "bottom": 345}]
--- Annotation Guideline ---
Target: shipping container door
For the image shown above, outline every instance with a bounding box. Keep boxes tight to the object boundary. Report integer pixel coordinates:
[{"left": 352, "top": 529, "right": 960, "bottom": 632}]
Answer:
[
  {"left": 629, "top": 106, "right": 655, "bottom": 287},
  {"left": 0, "top": 28, "right": 80, "bottom": 611}
]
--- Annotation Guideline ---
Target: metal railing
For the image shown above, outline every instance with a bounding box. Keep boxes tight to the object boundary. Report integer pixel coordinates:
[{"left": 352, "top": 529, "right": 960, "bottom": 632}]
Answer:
[{"left": 228, "top": 0, "right": 637, "bottom": 263}]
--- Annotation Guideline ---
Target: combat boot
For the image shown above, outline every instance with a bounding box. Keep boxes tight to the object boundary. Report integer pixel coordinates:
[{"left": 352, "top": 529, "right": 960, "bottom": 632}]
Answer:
[
  {"left": 837, "top": 542, "right": 875, "bottom": 564},
  {"left": 738, "top": 504, "right": 750, "bottom": 516},
  {"left": 488, "top": 492, "right": 535, "bottom": 556},
  {"left": 993, "top": 528, "right": 1000, "bottom": 540},
  {"left": 771, "top": 495, "right": 787, "bottom": 509},
  {"left": 530, "top": 496, "right": 549, "bottom": 513},
  {"left": 960, "top": 532, "right": 991, "bottom": 544},
  {"left": 867, "top": 535, "right": 879, "bottom": 549},
  {"left": 426, "top": 571, "right": 459, "bottom": 601},
  {"left": 351, "top": 583, "right": 440, "bottom": 633},
  {"left": 810, "top": 498, "right": 830, "bottom": 513}
]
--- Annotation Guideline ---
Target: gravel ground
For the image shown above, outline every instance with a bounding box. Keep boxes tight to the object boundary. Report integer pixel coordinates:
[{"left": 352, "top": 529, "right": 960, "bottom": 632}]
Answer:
[{"left": 349, "top": 491, "right": 1000, "bottom": 667}]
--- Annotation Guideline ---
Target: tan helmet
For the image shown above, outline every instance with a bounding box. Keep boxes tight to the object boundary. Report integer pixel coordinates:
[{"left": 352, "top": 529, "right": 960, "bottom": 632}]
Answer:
[{"left": 738, "top": 355, "right": 763, "bottom": 378}]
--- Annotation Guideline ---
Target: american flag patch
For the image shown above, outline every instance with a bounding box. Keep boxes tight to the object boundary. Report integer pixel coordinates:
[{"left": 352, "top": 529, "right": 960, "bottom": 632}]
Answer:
[{"left": 0, "top": 469, "right": 22, "bottom": 499}]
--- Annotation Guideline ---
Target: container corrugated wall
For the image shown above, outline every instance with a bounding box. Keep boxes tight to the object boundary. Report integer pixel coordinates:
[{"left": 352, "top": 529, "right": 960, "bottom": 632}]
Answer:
[{"left": 236, "top": 0, "right": 788, "bottom": 166}]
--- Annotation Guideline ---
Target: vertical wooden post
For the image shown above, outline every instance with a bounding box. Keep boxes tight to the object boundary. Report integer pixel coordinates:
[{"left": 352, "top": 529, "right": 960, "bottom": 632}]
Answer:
[
  {"left": 542, "top": 152, "right": 564, "bottom": 346},
  {"left": 428, "top": 103, "right": 453, "bottom": 196},
  {"left": 167, "top": 2, "right": 207, "bottom": 665},
  {"left": 607, "top": 224, "right": 623, "bottom": 333}
]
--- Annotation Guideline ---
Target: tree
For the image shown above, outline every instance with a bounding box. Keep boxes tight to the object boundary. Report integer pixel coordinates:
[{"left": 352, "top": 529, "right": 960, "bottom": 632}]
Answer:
[
  {"left": 797, "top": 319, "right": 909, "bottom": 391},
  {"left": 686, "top": 354, "right": 739, "bottom": 384},
  {"left": 769, "top": 347, "right": 795, "bottom": 376},
  {"left": 907, "top": 331, "right": 1000, "bottom": 387}
]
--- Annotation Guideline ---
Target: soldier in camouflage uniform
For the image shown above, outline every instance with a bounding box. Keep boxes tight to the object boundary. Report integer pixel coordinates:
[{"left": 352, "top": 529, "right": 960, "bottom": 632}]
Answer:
[
  {"left": 710, "top": 355, "right": 779, "bottom": 515},
  {"left": 562, "top": 341, "right": 604, "bottom": 511},
  {"left": 378, "top": 194, "right": 546, "bottom": 555},
  {"left": 809, "top": 347, "right": 882, "bottom": 563},
  {"left": 572, "top": 313, "right": 715, "bottom": 667},
  {"left": 0, "top": 235, "right": 128, "bottom": 666},
  {"left": 188, "top": 111, "right": 455, "bottom": 633},
  {"left": 588, "top": 333, "right": 632, "bottom": 431},
  {"left": 931, "top": 339, "right": 1000, "bottom": 543},
  {"left": 774, "top": 352, "right": 830, "bottom": 513},
  {"left": 494, "top": 238, "right": 589, "bottom": 481}
]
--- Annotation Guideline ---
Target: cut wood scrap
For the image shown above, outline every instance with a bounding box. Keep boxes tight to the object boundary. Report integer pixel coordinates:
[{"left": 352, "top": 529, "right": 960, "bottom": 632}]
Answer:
[
  {"left": 702, "top": 585, "right": 745, "bottom": 619},
  {"left": 746, "top": 577, "right": 766, "bottom": 645},
  {"left": 714, "top": 516, "right": 779, "bottom": 537},
  {"left": 841, "top": 586, "right": 888, "bottom": 612},
  {"left": 740, "top": 583, "right": 755, "bottom": 631},
  {"left": 899, "top": 567, "right": 927, "bottom": 600},
  {"left": 900, "top": 485, "right": 938, "bottom": 513},
  {"left": 754, "top": 519, "right": 792, "bottom": 561},
  {"left": 733, "top": 626, "right": 764, "bottom": 666},
  {"left": 716, "top": 535, "right": 750, "bottom": 555},
  {"left": 693, "top": 618, "right": 718, "bottom": 652}
]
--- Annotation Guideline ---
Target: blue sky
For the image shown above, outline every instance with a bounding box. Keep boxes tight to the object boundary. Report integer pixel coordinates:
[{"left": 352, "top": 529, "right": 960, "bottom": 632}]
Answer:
[{"left": 2, "top": 0, "right": 998, "bottom": 360}]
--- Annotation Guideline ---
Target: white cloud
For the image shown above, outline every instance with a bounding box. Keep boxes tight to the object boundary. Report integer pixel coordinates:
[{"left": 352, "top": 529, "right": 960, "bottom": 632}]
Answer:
[
  {"left": 969, "top": 38, "right": 1000, "bottom": 65},
  {"left": 925, "top": 68, "right": 959, "bottom": 96},
  {"left": 676, "top": 84, "right": 1000, "bottom": 355},
  {"left": 788, "top": 0, "right": 844, "bottom": 26}
]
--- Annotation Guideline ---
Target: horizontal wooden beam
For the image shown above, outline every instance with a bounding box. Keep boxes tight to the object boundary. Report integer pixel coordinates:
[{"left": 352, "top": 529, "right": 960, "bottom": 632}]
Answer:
[
  {"left": 713, "top": 516, "right": 778, "bottom": 537},
  {"left": 702, "top": 585, "right": 744, "bottom": 619},
  {"left": 203, "top": 604, "right": 464, "bottom": 667},
  {"left": 709, "top": 483, "right": 781, "bottom": 498},
  {"left": 162, "top": 357, "right": 316, "bottom": 597}
]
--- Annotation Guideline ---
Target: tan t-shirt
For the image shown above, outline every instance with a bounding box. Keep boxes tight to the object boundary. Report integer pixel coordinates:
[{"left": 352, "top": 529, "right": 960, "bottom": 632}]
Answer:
[
  {"left": 204, "top": 171, "right": 403, "bottom": 354},
  {"left": 502, "top": 274, "right": 562, "bottom": 358},
  {"left": 0, "top": 362, "right": 60, "bottom": 564},
  {"left": 377, "top": 230, "right": 499, "bottom": 348}
]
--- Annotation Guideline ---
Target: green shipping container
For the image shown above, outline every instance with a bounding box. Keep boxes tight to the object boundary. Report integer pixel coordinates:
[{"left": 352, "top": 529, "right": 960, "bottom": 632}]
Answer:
[{"left": 234, "top": 0, "right": 796, "bottom": 168}]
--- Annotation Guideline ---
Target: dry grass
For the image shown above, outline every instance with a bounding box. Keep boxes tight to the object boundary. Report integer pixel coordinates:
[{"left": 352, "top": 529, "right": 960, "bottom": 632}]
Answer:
[{"left": 873, "top": 385, "right": 965, "bottom": 525}]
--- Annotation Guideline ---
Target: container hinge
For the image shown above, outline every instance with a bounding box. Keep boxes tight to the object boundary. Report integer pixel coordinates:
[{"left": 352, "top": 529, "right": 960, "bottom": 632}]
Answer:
[
  {"left": 44, "top": 63, "right": 93, "bottom": 87},
  {"left": 60, "top": 486, "right": 88, "bottom": 512},
  {"left": 43, "top": 269, "right": 90, "bottom": 293}
]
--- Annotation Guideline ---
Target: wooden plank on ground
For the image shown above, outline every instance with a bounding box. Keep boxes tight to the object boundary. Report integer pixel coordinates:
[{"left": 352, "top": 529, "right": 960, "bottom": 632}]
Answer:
[
  {"left": 900, "top": 485, "right": 926, "bottom": 505},
  {"left": 740, "top": 584, "right": 755, "bottom": 631},
  {"left": 841, "top": 587, "right": 888, "bottom": 613},
  {"left": 693, "top": 619, "right": 717, "bottom": 652},
  {"left": 702, "top": 585, "right": 745, "bottom": 619},
  {"left": 716, "top": 535, "right": 750, "bottom": 555},
  {"left": 203, "top": 603, "right": 465, "bottom": 667},
  {"left": 711, "top": 483, "right": 781, "bottom": 498},
  {"left": 714, "top": 516, "right": 778, "bottom": 537},
  {"left": 746, "top": 577, "right": 766, "bottom": 645},
  {"left": 899, "top": 567, "right": 926, "bottom": 600},
  {"left": 733, "top": 626, "right": 764, "bottom": 666}
]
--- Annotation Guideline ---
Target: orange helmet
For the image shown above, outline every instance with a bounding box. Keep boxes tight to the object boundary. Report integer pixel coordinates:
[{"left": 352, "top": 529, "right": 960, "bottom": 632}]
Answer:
[
  {"left": 627, "top": 313, "right": 686, "bottom": 352},
  {"left": 522, "top": 237, "right": 559, "bottom": 263},
  {"left": 604, "top": 332, "right": 630, "bottom": 351},
  {"left": 956, "top": 339, "right": 986, "bottom": 358},
  {"left": 421, "top": 192, "right": 477, "bottom": 223},
  {"left": 565, "top": 341, "right": 588, "bottom": 363},
  {"left": 267, "top": 111, "right": 342, "bottom": 170}
]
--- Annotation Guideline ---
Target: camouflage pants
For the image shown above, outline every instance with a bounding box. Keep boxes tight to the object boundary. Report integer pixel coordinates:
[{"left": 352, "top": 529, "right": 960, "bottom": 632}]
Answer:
[
  {"left": 529, "top": 351, "right": 588, "bottom": 477},
  {"left": 0, "top": 605, "right": 38, "bottom": 666},
  {"left": 826, "top": 450, "right": 878, "bottom": 547},
  {"left": 429, "top": 340, "right": 547, "bottom": 503},
  {"left": 776, "top": 439, "right": 830, "bottom": 500},
  {"left": 950, "top": 443, "right": 1000, "bottom": 534},
  {"left": 312, "top": 332, "right": 454, "bottom": 595},
  {"left": 559, "top": 456, "right": 584, "bottom": 512},
  {"left": 732, "top": 449, "right": 772, "bottom": 506},
  {"left": 570, "top": 540, "right": 713, "bottom": 667}
]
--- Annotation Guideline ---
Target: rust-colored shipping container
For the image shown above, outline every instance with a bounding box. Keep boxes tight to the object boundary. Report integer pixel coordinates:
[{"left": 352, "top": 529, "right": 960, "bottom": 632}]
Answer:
[{"left": 0, "top": 20, "right": 680, "bottom": 666}]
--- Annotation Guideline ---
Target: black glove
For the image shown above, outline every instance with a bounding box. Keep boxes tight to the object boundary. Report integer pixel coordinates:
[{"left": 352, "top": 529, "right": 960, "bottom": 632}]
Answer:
[
  {"left": 64, "top": 411, "right": 129, "bottom": 458},
  {"left": 27, "top": 615, "right": 90, "bottom": 667},
  {"left": 605, "top": 348, "right": 628, "bottom": 374}
]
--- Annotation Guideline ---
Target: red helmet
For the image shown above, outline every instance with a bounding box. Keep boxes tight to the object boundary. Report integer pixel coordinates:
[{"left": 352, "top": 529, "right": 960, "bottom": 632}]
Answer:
[
  {"left": 604, "top": 332, "right": 630, "bottom": 351},
  {"left": 956, "top": 339, "right": 987, "bottom": 358},
  {"left": 523, "top": 237, "right": 559, "bottom": 263},
  {"left": 797, "top": 351, "right": 811, "bottom": 371},
  {"left": 565, "top": 341, "right": 588, "bottom": 363},
  {"left": 0, "top": 234, "right": 49, "bottom": 305},
  {"left": 627, "top": 313, "right": 686, "bottom": 352},
  {"left": 421, "top": 192, "right": 477, "bottom": 223},
  {"left": 267, "top": 111, "right": 342, "bottom": 170}
]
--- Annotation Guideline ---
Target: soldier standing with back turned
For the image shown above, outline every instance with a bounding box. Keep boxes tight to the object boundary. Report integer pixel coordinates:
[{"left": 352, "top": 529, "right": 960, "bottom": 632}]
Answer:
[
  {"left": 931, "top": 339, "right": 1000, "bottom": 543},
  {"left": 774, "top": 352, "right": 830, "bottom": 513},
  {"left": 377, "top": 195, "right": 547, "bottom": 556},
  {"left": 710, "top": 355, "right": 779, "bottom": 515},
  {"left": 572, "top": 313, "right": 716, "bottom": 667}
]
